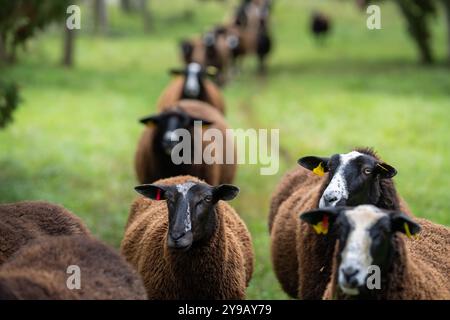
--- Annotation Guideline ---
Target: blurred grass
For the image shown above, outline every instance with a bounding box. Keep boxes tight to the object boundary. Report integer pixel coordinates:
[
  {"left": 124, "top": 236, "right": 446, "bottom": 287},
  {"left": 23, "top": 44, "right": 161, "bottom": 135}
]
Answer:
[{"left": 0, "top": 0, "right": 449, "bottom": 299}]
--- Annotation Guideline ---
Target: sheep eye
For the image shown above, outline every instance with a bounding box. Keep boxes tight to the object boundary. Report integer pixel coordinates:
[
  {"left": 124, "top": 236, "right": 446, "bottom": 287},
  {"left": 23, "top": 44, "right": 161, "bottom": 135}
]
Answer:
[
  {"left": 204, "top": 196, "right": 213, "bottom": 203},
  {"left": 363, "top": 168, "right": 372, "bottom": 175}
]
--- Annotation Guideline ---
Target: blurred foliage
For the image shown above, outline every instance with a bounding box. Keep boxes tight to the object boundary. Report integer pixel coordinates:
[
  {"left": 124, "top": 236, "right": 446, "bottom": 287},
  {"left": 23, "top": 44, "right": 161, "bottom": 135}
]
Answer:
[
  {"left": 363, "top": 0, "right": 439, "bottom": 63},
  {"left": 0, "top": 0, "right": 70, "bottom": 63},
  {"left": 0, "top": 81, "right": 20, "bottom": 129}
]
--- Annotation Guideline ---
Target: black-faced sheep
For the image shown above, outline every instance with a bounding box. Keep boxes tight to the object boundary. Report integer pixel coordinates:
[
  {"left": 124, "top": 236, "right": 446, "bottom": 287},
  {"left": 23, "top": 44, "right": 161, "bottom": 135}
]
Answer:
[
  {"left": 311, "top": 11, "right": 331, "bottom": 43},
  {"left": 270, "top": 148, "right": 412, "bottom": 299},
  {"left": 121, "top": 175, "right": 254, "bottom": 299},
  {"left": 180, "top": 31, "right": 231, "bottom": 86},
  {"left": 0, "top": 201, "right": 90, "bottom": 265},
  {"left": 157, "top": 62, "right": 226, "bottom": 114},
  {"left": 232, "top": 0, "right": 272, "bottom": 72},
  {"left": 300, "top": 205, "right": 450, "bottom": 300},
  {"left": 0, "top": 235, "right": 147, "bottom": 299},
  {"left": 135, "top": 99, "right": 237, "bottom": 185}
]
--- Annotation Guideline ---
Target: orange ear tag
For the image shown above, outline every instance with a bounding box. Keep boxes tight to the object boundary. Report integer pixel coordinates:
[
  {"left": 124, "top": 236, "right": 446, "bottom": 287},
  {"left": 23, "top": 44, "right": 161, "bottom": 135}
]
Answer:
[{"left": 313, "top": 162, "right": 325, "bottom": 177}]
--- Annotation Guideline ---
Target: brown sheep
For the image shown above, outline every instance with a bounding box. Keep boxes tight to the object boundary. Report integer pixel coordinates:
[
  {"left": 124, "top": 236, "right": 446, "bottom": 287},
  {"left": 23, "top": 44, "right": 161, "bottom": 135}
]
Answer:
[
  {"left": 232, "top": 0, "right": 272, "bottom": 72},
  {"left": 0, "top": 201, "right": 90, "bottom": 265},
  {"left": 300, "top": 206, "right": 450, "bottom": 300},
  {"left": 135, "top": 99, "right": 237, "bottom": 185},
  {"left": 156, "top": 63, "right": 226, "bottom": 114},
  {"left": 121, "top": 175, "right": 254, "bottom": 300},
  {"left": 180, "top": 32, "right": 231, "bottom": 86},
  {"left": 270, "top": 148, "right": 412, "bottom": 299},
  {"left": 0, "top": 235, "right": 147, "bottom": 299}
]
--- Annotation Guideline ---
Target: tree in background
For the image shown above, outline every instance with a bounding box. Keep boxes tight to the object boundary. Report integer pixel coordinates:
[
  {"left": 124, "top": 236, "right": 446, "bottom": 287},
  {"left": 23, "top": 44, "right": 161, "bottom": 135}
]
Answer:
[
  {"left": 0, "top": 81, "right": 20, "bottom": 129},
  {"left": 0, "top": 0, "right": 70, "bottom": 64},
  {"left": 359, "top": 0, "right": 450, "bottom": 64},
  {"left": 93, "top": 0, "right": 109, "bottom": 34},
  {"left": 119, "top": 0, "right": 153, "bottom": 32},
  {"left": 440, "top": 0, "right": 450, "bottom": 63}
]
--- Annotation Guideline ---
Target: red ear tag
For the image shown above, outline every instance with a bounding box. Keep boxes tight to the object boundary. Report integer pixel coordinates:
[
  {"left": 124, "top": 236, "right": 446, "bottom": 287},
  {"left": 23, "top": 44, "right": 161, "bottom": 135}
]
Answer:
[
  {"left": 155, "top": 189, "right": 161, "bottom": 200},
  {"left": 322, "top": 215, "right": 329, "bottom": 232}
]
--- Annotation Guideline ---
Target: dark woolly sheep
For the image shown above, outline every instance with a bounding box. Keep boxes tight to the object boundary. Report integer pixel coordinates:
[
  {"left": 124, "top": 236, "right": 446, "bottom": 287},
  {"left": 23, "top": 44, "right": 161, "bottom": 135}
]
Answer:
[
  {"left": 300, "top": 206, "right": 450, "bottom": 300},
  {"left": 0, "top": 201, "right": 90, "bottom": 265},
  {"left": 0, "top": 235, "right": 147, "bottom": 300},
  {"left": 135, "top": 99, "right": 237, "bottom": 185},
  {"left": 232, "top": 0, "right": 272, "bottom": 72},
  {"left": 311, "top": 11, "right": 331, "bottom": 42},
  {"left": 121, "top": 175, "right": 254, "bottom": 299},
  {"left": 179, "top": 32, "right": 231, "bottom": 86},
  {"left": 270, "top": 148, "right": 412, "bottom": 299},
  {"left": 157, "top": 62, "right": 226, "bottom": 114}
]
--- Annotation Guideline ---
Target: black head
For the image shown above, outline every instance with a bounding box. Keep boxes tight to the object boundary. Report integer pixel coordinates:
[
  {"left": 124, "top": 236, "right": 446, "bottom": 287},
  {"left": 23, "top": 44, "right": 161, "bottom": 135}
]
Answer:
[
  {"left": 180, "top": 39, "right": 194, "bottom": 64},
  {"left": 300, "top": 205, "right": 420, "bottom": 296},
  {"left": 169, "top": 62, "right": 217, "bottom": 99},
  {"left": 298, "top": 150, "right": 397, "bottom": 208},
  {"left": 139, "top": 108, "right": 212, "bottom": 156},
  {"left": 135, "top": 182, "right": 239, "bottom": 251}
]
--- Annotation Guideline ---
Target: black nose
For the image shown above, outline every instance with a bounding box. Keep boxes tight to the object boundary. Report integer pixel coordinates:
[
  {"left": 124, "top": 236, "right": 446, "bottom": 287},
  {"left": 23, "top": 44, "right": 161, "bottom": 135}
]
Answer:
[
  {"left": 342, "top": 266, "right": 359, "bottom": 284},
  {"left": 170, "top": 232, "right": 186, "bottom": 241},
  {"left": 324, "top": 194, "right": 338, "bottom": 204}
]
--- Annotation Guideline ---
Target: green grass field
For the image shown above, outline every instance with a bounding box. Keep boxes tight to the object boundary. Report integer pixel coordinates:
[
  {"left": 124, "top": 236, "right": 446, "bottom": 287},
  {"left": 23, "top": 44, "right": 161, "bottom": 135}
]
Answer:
[{"left": 0, "top": 0, "right": 449, "bottom": 299}]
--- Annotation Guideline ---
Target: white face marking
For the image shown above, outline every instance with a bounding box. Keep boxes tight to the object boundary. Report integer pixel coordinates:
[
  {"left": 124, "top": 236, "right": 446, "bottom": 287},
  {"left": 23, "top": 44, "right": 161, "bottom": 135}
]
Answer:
[
  {"left": 338, "top": 205, "right": 386, "bottom": 295},
  {"left": 184, "top": 62, "right": 202, "bottom": 98},
  {"left": 176, "top": 182, "right": 196, "bottom": 232},
  {"left": 227, "top": 35, "right": 239, "bottom": 49},
  {"left": 319, "top": 151, "right": 363, "bottom": 208}
]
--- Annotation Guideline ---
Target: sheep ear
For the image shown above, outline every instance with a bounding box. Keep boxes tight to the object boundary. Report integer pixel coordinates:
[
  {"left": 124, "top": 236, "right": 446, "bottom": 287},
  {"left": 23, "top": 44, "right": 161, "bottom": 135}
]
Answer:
[
  {"left": 213, "top": 184, "right": 239, "bottom": 201},
  {"left": 300, "top": 207, "right": 342, "bottom": 235},
  {"left": 391, "top": 212, "right": 421, "bottom": 238},
  {"left": 139, "top": 114, "right": 161, "bottom": 127},
  {"left": 298, "top": 156, "right": 330, "bottom": 177},
  {"left": 375, "top": 162, "right": 397, "bottom": 179},
  {"left": 169, "top": 68, "right": 184, "bottom": 76},
  {"left": 135, "top": 184, "right": 167, "bottom": 200},
  {"left": 205, "top": 66, "right": 218, "bottom": 77}
]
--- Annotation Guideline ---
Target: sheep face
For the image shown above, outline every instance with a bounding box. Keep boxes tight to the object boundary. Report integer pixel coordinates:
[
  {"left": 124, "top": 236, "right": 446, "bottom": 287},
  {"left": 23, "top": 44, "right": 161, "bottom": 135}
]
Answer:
[
  {"left": 300, "top": 205, "right": 420, "bottom": 296},
  {"left": 298, "top": 151, "right": 397, "bottom": 208},
  {"left": 139, "top": 110, "right": 212, "bottom": 156},
  {"left": 135, "top": 182, "right": 239, "bottom": 251},
  {"left": 169, "top": 63, "right": 217, "bottom": 100}
]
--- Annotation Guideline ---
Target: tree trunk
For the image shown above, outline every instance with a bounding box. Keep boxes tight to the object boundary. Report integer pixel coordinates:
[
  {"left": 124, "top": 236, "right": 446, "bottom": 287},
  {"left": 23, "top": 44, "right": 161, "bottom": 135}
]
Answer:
[
  {"left": 94, "top": 0, "right": 108, "bottom": 34},
  {"left": 0, "top": 34, "right": 7, "bottom": 64},
  {"left": 140, "top": 0, "right": 152, "bottom": 32},
  {"left": 441, "top": 0, "right": 450, "bottom": 63},
  {"left": 121, "top": 0, "right": 133, "bottom": 13},
  {"left": 396, "top": 0, "right": 434, "bottom": 64},
  {"left": 62, "top": 25, "right": 76, "bottom": 67}
]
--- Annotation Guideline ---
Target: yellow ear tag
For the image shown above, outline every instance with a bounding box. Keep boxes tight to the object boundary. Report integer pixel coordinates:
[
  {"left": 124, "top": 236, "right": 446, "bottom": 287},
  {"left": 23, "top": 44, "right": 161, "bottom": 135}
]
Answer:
[
  {"left": 206, "top": 66, "right": 218, "bottom": 76},
  {"left": 313, "top": 162, "right": 325, "bottom": 177},
  {"left": 404, "top": 222, "right": 412, "bottom": 239},
  {"left": 312, "top": 216, "right": 329, "bottom": 235}
]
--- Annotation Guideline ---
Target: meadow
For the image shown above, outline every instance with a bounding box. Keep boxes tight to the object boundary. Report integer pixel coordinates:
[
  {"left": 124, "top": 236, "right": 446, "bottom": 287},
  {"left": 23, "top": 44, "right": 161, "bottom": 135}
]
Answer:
[{"left": 0, "top": 0, "right": 449, "bottom": 299}]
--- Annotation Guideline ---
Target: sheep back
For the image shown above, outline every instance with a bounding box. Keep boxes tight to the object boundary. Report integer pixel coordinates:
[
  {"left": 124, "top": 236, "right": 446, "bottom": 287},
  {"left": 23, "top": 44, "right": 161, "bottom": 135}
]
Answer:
[
  {"left": 156, "top": 76, "right": 225, "bottom": 114},
  {"left": 0, "top": 201, "right": 90, "bottom": 266},
  {"left": 0, "top": 235, "right": 147, "bottom": 300}
]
